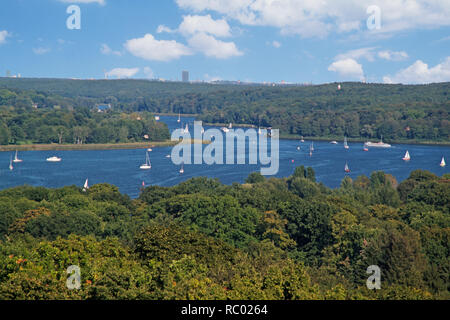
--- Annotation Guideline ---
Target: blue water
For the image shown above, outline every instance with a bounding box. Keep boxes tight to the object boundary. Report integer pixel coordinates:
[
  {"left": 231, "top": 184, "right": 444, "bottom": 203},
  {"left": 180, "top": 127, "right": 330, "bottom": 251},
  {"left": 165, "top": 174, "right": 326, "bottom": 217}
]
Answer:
[{"left": 1, "top": 116, "right": 449, "bottom": 198}]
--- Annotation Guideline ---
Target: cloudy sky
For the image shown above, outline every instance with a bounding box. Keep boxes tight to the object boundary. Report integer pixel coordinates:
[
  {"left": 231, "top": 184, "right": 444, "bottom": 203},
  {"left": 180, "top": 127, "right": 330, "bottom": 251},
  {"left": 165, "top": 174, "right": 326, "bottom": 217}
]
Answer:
[{"left": 0, "top": 0, "right": 449, "bottom": 84}]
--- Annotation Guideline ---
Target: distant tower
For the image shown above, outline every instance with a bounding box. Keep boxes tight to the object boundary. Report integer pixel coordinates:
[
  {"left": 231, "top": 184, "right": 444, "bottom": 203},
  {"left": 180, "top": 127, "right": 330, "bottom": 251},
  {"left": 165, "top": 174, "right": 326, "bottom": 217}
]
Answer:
[{"left": 182, "top": 70, "right": 189, "bottom": 82}]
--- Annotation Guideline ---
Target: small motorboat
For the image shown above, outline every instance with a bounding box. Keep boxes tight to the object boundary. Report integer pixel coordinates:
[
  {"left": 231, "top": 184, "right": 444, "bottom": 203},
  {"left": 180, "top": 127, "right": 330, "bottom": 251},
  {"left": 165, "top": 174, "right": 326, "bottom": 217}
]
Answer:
[{"left": 46, "top": 156, "right": 62, "bottom": 162}]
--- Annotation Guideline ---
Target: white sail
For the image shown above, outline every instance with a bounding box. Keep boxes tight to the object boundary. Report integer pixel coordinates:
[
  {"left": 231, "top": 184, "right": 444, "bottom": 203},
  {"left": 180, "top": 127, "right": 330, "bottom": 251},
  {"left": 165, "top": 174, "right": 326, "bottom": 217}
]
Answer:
[
  {"left": 184, "top": 124, "right": 189, "bottom": 133},
  {"left": 9, "top": 156, "right": 13, "bottom": 171},
  {"left": 179, "top": 163, "right": 184, "bottom": 174},
  {"left": 440, "top": 157, "right": 446, "bottom": 167},
  {"left": 140, "top": 151, "right": 151, "bottom": 169},
  {"left": 83, "top": 179, "right": 89, "bottom": 191},
  {"left": 228, "top": 123, "right": 232, "bottom": 129},
  {"left": 177, "top": 112, "right": 181, "bottom": 123},
  {"left": 13, "top": 150, "right": 23, "bottom": 163},
  {"left": 344, "top": 137, "right": 349, "bottom": 149},
  {"left": 344, "top": 162, "right": 350, "bottom": 172},
  {"left": 403, "top": 151, "right": 411, "bottom": 161}
]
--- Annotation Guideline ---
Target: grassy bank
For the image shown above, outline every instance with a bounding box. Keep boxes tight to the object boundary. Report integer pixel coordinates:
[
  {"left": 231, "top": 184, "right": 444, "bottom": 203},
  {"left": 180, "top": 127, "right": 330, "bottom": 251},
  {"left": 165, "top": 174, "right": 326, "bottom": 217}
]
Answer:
[{"left": 0, "top": 139, "right": 208, "bottom": 152}]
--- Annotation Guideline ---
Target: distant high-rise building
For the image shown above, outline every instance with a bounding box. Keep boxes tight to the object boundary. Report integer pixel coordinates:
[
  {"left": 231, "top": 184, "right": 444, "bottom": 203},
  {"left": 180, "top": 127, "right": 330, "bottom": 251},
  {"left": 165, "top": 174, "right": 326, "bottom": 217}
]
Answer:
[{"left": 182, "top": 70, "right": 189, "bottom": 82}]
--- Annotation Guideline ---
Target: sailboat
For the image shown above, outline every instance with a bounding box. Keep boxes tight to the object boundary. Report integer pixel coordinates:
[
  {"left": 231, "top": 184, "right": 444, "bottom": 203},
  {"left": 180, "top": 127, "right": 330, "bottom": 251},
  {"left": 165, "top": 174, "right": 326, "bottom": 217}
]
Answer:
[
  {"left": 177, "top": 112, "right": 181, "bottom": 123},
  {"left": 402, "top": 150, "right": 411, "bottom": 161},
  {"left": 311, "top": 142, "right": 314, "bottom": 151},
  {"left": 82, "top": 179, "right": 89, "bottom": 192},
  {"left": 309, "top": 143, "right": 313, "bottom": 157},
  {"left": 179, "top": 162, "right": 184, "bottom": 174},
  {"left": 297, "top": 146, "right": 301, "bottom": 151},
  {"left": 300, "top": 136, "right": 305, "bottom": 143},
  {"left": 344, "top": 137, "right": 349, "bottom": 149},
  {"left": 258, "top": 127, "right": 262, "bottom": 135},
  {"left": 13, "top": 150, "right": 23, "bottom": 163},
  {"left": 344, "top": 162, "right": 350, "bottom": 173},
  {"left": 140, "top": 151, "right": 151, "bottom": 170},
  {"left": 9, "top": 156, "right": 13, "bottom": 171},
  {"left": 184, "top": 124, "right": 189, "bottom": 134},
  {"left": 440, "top": 157, "right": 446, "bottom": 167},
  {"left": 363, "top": 144, "right": 369, "bottom": 152}
]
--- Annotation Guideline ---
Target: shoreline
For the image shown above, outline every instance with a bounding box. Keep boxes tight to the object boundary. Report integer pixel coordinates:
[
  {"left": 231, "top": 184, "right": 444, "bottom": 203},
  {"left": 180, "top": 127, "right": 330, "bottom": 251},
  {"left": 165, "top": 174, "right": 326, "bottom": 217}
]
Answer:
[
  {"left": 198, "top": 122, "right": 450, "bottom": 146},
  {"left": 279, "top": 134, "right": 450, "bottom": 146},
  {"left": 0, "top": 139, "right": 208, "bottom": 152}
]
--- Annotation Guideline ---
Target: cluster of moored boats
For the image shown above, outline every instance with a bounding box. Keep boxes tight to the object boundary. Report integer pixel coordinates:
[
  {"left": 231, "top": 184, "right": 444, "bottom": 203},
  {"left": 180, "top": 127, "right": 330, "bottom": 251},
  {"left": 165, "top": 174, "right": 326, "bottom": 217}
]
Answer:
[
  {"left": 296, "top": 137, "right": 446, "bottom": 173},
  {"left": 8, "top": 150, "right": 63, "bottom": 171},
  {"left": 139, "top": 149, "right": 184, "bottom": 174}
]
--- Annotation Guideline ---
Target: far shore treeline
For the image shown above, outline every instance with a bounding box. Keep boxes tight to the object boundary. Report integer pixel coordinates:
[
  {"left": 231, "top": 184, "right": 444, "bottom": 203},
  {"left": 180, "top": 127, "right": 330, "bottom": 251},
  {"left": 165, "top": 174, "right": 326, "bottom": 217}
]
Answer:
[
  {"left": 0, "top": 78, "right": 449, "bottom": 145},
  {"left": 0, "top": 169, "right": 448, "bottom": 299}
]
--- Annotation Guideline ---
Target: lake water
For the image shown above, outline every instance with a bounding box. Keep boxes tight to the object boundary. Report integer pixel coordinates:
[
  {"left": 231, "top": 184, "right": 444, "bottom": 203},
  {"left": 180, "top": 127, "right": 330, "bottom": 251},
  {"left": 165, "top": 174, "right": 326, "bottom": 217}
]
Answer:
[{"left": 1, "top": 116, "right": 449, "bottom": 198}]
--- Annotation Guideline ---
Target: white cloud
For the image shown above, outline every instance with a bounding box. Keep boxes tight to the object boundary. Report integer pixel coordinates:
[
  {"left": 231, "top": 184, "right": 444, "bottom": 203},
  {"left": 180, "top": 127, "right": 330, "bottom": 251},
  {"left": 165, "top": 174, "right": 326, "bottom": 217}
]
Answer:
[
  {"left": 124, "top": 34, "right": 192, "bottom": 62},
  {"left": 59, "top": 0, "right": 105, "bottom": 5},
  {"left": 335, "top": 47, "right": 377, "bottom": 62},
  {"left": 383, "top": 57, "right": 450, "bottom": 84},
  {"left": 378, "top": 50, "right": 408, "bottom": 61},
  {"left": 33, "top": 47, "right": 51, "bottom": 55},
  {"left": 106, "top": 67, "right": 139, "bottom": 79},
  {"left": 0, "top": 30, "right": 10, "bottom": 44},
  {"left": 272, "top": 41, "right": 281, "bottom": 48},
  {"left": 156, "top": 25, "right": 176, "bottom": 34},
  {"left": 335, "top": 48, "right": 409, "bottom": 63},
  {"left": 204, "top": 74, "right": 223, "bottom": 82},
  {"left": 187, "top": 33, "right": 243, "bottom": 59},
  {"left": 143, "top": 67, "right": 154, "bottom": 79},
  {"left": 176, "top": 0, "right": 450, "bottom": 38},
  {"left": 100, "top": 44, "right": 121, "bottom": 56},
  {"left": 328, "top": 58, "right": 364, "bottom": 80},
  {"left": 179, "top": 14, "right": 231, "bottom": 37}
]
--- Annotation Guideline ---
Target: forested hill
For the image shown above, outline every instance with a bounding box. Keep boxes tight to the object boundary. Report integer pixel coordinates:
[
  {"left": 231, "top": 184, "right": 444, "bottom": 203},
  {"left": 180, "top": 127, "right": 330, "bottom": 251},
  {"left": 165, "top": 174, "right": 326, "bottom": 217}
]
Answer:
[
  {"left": 0, "top": 169, "right": 449, "bottom": 299},
  {"left": 0, "top": 78, "right": 449, "bottom": 143}
]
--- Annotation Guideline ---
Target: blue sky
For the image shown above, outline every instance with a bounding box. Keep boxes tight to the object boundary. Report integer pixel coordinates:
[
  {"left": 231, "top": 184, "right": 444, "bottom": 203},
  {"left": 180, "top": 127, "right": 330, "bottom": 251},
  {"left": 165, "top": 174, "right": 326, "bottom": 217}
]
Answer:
[{"left": 0, "top": 0, "right": 449, "bottom": 84}]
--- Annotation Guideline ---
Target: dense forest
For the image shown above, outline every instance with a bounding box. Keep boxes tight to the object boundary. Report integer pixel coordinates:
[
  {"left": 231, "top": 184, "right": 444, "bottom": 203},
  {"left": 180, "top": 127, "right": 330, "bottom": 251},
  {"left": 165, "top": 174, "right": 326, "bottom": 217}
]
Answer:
[
  {"left": 0, "top": 169, "right": 448, "bottom": 299},
  {"left": 0, "top": 87, "right": 169, "bottom": 145},
  {"left": 0, "top": 78, "right": 449, "bottom": 143}
]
